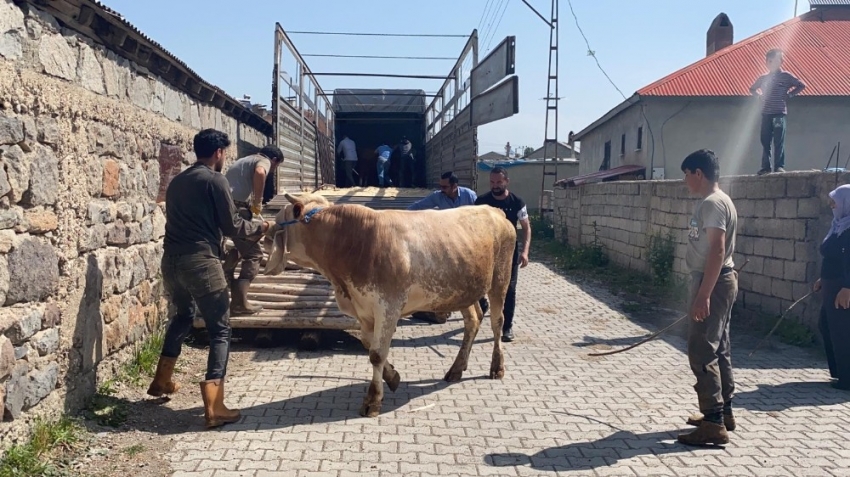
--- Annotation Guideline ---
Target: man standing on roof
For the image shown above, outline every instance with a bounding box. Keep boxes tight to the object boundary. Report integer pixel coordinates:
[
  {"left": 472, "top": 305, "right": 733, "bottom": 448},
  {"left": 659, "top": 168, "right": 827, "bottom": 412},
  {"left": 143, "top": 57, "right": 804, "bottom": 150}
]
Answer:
[
  {"left": 406, "top": 171, "right": 490, "bottom": 323},
  {"left": 337, "top": 135, "right": 358, "bottom": 187},
  {"left": 375, "top": 141, "right": 393, "bottom": 187},
  {"left": 223, "top": 145, "right": 284, "bottom": 316},
  {"left": 749, "top": 48, "right": 805, "bottom": 175}
]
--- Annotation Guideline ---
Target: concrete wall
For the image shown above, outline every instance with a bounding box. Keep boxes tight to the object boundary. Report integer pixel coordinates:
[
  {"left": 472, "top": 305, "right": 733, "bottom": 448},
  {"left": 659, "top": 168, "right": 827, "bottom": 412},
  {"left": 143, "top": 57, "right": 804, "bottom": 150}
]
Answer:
[
  {"left": 577, "top": 97, "right": 850, "bottom": 180},
  {"left": 0, "top": 0, "right": 270, "bottom": 441},
  {"left": 477, "top": 161, "right": 580, "bottom": 211},
  {"left": 553, "top": 171, "right": 843, "bottom": 331}
]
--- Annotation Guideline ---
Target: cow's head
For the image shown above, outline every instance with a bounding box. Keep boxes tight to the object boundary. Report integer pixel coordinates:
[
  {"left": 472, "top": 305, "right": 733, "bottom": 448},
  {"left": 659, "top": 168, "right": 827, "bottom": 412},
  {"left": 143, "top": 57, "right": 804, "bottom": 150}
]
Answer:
[{"left": 263, "top": 191, "right": 331, "bottom": 275}]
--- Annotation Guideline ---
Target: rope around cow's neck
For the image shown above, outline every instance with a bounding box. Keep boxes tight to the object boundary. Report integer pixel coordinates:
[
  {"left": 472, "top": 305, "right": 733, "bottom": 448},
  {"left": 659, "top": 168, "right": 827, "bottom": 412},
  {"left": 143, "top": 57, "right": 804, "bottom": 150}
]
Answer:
[{"left": 276, "top": 207, "right": 323, "bottom": 227}]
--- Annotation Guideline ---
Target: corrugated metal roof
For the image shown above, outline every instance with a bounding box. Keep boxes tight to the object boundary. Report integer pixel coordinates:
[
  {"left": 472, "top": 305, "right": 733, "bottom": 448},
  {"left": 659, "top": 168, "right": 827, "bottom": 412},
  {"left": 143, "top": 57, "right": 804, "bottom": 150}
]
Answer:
[
  {"left": 809, "top": 0, "right": 850, "bottom": 6},
  {"left": 638, "top": 8, "right": 850, "bottom": 97},
  {"left": 554, "top": 164, "right": 646, "bottom": 188}
]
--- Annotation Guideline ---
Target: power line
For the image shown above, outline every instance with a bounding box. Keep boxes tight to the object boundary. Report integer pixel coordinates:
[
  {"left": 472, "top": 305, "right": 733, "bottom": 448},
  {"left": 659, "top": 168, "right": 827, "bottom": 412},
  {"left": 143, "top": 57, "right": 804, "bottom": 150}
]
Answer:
[
  {"left": 566, "top": 0, "right": 627, "bottom": 100},
  {"left": 485, "top": 0, "right": 512, "bottom": 52},
  {"left": 477, "top": 0, "right": 496, "bottom": 34},
  {"left": 285, "top": 30, "right": 468, "bottom": 38},
  {"left": 301, "top": 54, "right": 456, "bottom": 60},
  {"left": 480, "top": 0, "right": 506, "bottom": 46}
]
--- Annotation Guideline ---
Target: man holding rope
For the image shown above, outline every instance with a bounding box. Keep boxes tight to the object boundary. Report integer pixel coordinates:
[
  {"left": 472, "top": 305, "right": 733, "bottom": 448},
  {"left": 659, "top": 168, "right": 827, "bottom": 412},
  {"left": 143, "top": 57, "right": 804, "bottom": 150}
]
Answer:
[{"left": 678, "top": 149, "right": 739, "bottom": 446}]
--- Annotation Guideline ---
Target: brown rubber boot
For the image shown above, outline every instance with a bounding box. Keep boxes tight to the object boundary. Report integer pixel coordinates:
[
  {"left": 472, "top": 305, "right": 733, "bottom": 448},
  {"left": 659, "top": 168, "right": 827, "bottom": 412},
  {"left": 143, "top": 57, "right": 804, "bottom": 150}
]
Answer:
[
  {"left": 677, "top": 420, "right": 730, "bottom": 446},
  {"left": 230, "top": 279, "right": 263, "bottom": 315},
  {"left": 146, "top": 356, "right": 180, "bottom": 397},
  {"left": 199, "top": 378, "right": 241, "bottom": 429},
  {"left": 686, "top": 412, "right": 736, "bottom": 431}
]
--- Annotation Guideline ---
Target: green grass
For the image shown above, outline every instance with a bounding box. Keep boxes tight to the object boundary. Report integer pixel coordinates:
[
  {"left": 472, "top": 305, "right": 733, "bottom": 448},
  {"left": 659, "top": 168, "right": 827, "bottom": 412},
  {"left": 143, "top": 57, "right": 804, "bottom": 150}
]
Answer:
[
  {"left": 0, "top": 417, "right": 85, "bottom": 477},
  {"left": 120, "top": 326, "right": 166, "bottom": 385}
]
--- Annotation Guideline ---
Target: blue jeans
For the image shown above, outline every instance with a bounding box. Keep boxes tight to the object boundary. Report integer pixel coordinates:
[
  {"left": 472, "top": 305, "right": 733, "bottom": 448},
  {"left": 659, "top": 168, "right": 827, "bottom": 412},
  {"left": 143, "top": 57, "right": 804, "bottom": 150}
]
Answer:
[
  {"left": 760, "top": 114, "right": 786, "bottom": 171},
  {"left": 377, "top": 158, "right": 390, "bottom": 187},
  {"left": 161, "top": 253, "right": 232, "bottom": 380}
]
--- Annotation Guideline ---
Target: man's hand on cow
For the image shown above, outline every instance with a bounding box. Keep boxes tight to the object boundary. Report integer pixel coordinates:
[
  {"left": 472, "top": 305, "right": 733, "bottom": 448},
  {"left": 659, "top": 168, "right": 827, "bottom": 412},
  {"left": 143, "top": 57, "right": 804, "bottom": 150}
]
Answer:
[{"left": 520, "top": 252, "right": 529, "bottom": 268}]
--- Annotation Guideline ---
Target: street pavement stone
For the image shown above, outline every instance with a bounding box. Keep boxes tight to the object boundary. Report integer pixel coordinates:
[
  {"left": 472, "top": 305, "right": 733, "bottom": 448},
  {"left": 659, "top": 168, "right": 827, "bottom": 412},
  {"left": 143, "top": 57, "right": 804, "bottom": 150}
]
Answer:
[{"left": 166, "top": 257, "right": 850, "bottom": 476}]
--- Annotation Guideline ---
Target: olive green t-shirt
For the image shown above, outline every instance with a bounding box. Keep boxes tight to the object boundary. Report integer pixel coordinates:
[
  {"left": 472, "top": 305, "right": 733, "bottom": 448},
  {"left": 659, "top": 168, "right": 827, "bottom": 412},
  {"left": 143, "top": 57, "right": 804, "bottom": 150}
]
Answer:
[{"left": 685, "top": 189, "right": 737, "bottom": 273}]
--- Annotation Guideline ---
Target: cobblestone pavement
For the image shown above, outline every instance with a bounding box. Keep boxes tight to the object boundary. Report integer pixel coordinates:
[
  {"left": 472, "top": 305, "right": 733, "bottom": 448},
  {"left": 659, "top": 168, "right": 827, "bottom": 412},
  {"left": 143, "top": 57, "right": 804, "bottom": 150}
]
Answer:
[{"left": 166, "top": 257, "right": 850, "bottom": 477}]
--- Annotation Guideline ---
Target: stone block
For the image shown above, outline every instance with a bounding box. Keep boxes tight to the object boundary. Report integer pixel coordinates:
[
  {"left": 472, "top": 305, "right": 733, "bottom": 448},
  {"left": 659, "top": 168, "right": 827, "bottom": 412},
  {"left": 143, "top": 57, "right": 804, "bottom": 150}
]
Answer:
[
  {"left": 128, "top": 75, "right": 151, "bottom": 110},
  {"left": 103, "top": 50, "right": 129, "bottom": 99},
  {"left": 152, "top": 207, "right": 165, "bottom": 239},
  {"left": 771, "top": 278, "right": 793, "bottom": 300},
  {"left": 5, "top": 237, "right": 59, "bottom": 305},
  {"left": 13, "top": 344, "right": 26, "bottom": 360},
  {"left": 797, "top": 197, "right": 824, "bottom": 218},
  {"left": 784, "top": 260, "right": 807, "bottom": 282},
  {"left": 0, "top": 335, "right": 14, "bottom": 379},
  {"left": 4, "top": 361, "right": 27, "bottom": 419},
  {"left": 5, "top": 307, "right": 42, "bottom": 345},
  {"left": 30, "top": 328, "right": 58, "bottom": 356},
  {"left": 77, "top": 43, "right": 105, "bottom": 94},
  {"left": 763, "top": 258, "right": 784, "bottom": 280},
  {"left": 786, "top": 175, "right": 816, "bottom": 198},
  {"left": 24, "top": 208, "right": 58, "bottom": 234},
  {"left": 106, "top": 220, "right": 128, "bottom": 246},
  {"left": 139, "top": 216, "right": 153, "bottom": 243},
  {"left": 24, "top": 362, "right": 59, "bottom": 409},
  {"left": 763, "top": 177, "right": 787, "bottom": 198},
  {"left": 773, "top": 240, "right": 795, "bottom": 260},
  {"left": 102, "top": 158, "right": 120, "bottom": 197},
  {"left": 774, "top": 198, "right": 798, "bottom": 219},
  {"left": 164, "top": 88, "right": 182, "bottom": 121},
  {"left": 752, "top": 200, "right": 775, "bottom": 218},
  {"left": 795, "top": 242, "right": 816, "bottom": 262},
  {"left": 104, "top": 315, "right": 128, "bottom": 353},
  {"left": 38, "top": 33, "right": 77, "bottom": 80},
  {"left": 22, "top": 144, "right": 59, "bottom": 206},
  {"left": 87, "top": 199, "right": 116, "bottom": 225},
  {"left": 792, "top": 281, "right": 811, "bottom": 301},
  {"left": 126, "top": 222, "right": 141, "bottom": 245},
  {"left": 78, "top": 224, "right": 107, "bottom": 252},
  {"left": 91, "top": 123, "right": 116, "bottom": 157},
  {"left": 2, "top": 144, "right": 28, "bottom": 202},
  {"left": 151, "top": 81, "right": 165, "bottom": 114},
  {"left": 0, "top": 115, "right": 23, "bottom": 146},
  {"left": 115, "top": 202, "right": 133, "bottom": 222},
  {"left": 0, "top": 0, "right": 25, "bottom": 60},
  {"left": 36, "top": 116, "right": 60, "bottom": 145},
  {"left": 753, "top": 238, "right": 773, "bottom": 257},
  {"left": 42, "top": 303, "right": 60, "bottom": 329}
]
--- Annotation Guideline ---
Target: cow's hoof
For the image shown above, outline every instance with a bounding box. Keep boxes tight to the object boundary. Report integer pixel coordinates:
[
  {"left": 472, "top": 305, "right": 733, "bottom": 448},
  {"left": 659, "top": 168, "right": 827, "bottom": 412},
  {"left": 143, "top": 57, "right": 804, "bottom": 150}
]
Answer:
[
  {"left": 385, "top": 370, "right": 401, "bottom": 392},
  {"left": 489, "top": 365, "right": 505, "bottom": 380},
  {"left": 444, "top": 368, "right": 463, "bottom": 383},
  {"left": 359, "top": 401, "right": 382, "bottom": 418}
]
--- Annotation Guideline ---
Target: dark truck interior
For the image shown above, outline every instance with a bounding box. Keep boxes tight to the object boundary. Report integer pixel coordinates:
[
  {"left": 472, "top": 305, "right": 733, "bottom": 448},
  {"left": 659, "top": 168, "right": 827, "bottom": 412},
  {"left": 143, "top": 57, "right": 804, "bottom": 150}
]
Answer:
[{"left": 332, "top": 89, "right": 428, "bottom": 188}]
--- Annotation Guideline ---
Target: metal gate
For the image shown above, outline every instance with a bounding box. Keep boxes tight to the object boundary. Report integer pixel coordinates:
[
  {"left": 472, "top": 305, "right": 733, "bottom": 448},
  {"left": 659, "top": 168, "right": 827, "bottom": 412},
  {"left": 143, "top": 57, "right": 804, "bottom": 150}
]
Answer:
[
  {"left": 272, "top": 23, "right": 335, "bottom": 193},
  {"left": 424, "top": 32, "right": 519, "bottom": 190}
]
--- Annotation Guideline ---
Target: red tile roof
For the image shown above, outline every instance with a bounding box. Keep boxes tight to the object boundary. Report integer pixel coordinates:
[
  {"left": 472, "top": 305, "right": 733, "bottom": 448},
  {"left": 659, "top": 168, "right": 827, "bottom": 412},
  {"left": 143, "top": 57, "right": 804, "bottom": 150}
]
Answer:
[{"left": 638, "top": 8, "right": 850, "bottom": 97}]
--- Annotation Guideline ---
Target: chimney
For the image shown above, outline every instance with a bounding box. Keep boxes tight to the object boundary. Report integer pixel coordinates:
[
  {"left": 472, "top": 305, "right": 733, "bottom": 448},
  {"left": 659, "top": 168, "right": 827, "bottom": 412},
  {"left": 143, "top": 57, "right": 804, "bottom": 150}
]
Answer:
[{"left": 706, "top": 13, "right": 734, "bottom": 56}]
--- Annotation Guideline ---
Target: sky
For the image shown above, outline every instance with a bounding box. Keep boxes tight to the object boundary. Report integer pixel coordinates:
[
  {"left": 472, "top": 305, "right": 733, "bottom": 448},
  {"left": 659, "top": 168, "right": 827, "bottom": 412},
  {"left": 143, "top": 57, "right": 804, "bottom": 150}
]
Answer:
[{"left": 100, "top": 0, "right": 799, "bottom": 155}]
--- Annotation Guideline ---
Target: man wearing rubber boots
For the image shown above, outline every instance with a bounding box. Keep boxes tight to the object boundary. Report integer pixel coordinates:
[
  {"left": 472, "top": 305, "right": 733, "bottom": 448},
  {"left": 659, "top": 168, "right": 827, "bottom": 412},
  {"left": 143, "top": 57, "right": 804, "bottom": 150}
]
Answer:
[
  {"left": 147, "top": 129, "right": 271, "bottom": 429},
  {"left": 223, "top": 145, "right": 284, "bottom": 315},
  {"left": 678, "top": 149, "right": 739, "bottom": 446}
]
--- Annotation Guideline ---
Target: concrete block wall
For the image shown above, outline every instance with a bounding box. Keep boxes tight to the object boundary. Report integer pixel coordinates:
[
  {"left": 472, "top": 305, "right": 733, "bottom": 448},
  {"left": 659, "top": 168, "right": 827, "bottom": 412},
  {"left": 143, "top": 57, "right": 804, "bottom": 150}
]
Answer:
[
  {"left": 553, "top": 171, "right": 846, "bottom": 332},
  {"left": 0, "top": 0, "right": 270, "bottom": 442}
]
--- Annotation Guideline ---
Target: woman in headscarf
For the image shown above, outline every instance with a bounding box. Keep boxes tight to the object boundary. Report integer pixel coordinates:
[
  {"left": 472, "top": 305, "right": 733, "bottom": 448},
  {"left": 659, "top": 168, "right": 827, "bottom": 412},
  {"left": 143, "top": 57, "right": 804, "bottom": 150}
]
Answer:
[{"left": 814, "top": 183, "right": 850, "bottom": 390}]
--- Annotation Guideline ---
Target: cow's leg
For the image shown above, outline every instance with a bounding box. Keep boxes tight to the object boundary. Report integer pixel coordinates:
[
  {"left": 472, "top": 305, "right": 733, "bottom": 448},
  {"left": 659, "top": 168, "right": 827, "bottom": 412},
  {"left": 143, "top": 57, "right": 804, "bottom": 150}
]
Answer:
[
  {"left": 488, "top": 291, "right": 507, "bottom": 379},
  {"left": 360, "top": 313, "right": 399, "bottom": 418},
  {"left": 359, "top": 323, "right": 400, "bottom": 392},
  {"left": 444, "top": 302, "right": 483, "bottom": 382}
]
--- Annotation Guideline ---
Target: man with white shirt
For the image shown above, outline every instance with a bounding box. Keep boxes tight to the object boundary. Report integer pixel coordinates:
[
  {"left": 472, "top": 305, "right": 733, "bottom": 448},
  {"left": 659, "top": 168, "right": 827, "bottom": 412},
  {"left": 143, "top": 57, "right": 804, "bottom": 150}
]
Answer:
[{"left": 337, "top": 135, "right": 358, "bottom": 187}]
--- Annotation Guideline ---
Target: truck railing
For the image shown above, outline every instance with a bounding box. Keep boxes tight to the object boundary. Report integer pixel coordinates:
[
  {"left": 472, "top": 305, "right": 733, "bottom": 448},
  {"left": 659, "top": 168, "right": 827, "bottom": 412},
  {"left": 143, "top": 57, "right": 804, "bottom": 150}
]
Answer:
[
  {"left": 273, "top": 23, "right": 335, "bottom": 192},
  {"left": 424, "top": 30, "right": 478, "bottom": 141}
]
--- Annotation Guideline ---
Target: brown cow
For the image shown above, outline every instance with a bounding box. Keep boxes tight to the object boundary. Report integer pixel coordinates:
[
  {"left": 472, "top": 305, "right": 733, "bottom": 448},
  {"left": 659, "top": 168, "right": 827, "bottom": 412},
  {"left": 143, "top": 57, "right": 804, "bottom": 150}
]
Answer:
[{"left": 263, "top": 192, "right": 517, "bottom": 417}]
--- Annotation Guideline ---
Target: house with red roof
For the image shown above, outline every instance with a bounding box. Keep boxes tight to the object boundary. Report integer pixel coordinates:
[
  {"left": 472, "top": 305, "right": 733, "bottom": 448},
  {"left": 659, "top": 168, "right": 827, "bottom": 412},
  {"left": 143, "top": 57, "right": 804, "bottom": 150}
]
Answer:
[{"left": 571, "top": 0, "right": 850, "bottom": 181}]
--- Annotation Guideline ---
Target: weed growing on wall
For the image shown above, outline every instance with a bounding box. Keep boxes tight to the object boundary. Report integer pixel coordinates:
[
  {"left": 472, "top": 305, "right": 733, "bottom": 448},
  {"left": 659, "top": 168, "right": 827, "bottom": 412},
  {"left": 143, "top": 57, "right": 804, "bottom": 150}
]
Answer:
[{"left": 648, "top": 231, "right": 676, "bottom": 286}]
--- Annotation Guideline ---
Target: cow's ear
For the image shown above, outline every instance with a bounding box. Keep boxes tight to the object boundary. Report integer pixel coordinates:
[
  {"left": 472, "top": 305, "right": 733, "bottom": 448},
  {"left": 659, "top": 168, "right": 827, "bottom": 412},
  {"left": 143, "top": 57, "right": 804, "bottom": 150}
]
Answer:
[{"left": 292, "top": 202, "right": 304, "bottom": 219}]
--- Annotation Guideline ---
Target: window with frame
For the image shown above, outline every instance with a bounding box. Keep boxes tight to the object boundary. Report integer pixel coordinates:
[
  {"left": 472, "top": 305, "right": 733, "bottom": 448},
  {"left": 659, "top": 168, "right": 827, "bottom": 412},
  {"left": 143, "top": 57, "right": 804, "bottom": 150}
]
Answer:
[
  {"left": 600, "top": 140, "right": 611, "bottom": 171},
  {"left": 620, "top": 134, "right": 626, "bottom": 156}
]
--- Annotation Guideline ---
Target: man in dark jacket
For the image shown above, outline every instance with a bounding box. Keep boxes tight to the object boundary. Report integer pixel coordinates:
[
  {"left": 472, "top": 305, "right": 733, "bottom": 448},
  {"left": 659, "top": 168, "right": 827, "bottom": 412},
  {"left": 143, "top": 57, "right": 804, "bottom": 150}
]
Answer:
[{"left": 146, "top": 128, "right": 271, "bottom": 429}]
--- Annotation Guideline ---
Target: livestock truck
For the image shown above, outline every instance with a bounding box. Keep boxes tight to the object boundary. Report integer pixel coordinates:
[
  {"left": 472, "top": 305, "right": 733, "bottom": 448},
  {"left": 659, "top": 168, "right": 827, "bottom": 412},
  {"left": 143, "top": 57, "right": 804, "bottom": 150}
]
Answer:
[{"left": 194, "top": 23, "right": 521, "bottom": 340}]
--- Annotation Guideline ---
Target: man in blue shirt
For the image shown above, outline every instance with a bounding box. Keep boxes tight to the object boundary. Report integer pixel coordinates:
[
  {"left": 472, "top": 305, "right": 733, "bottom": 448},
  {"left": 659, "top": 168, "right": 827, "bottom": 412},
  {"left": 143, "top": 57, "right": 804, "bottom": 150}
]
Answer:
[
  {"left": 406, "top": 171, "right": 488, "bottom": 323},
  {"left": 407, "top": 171, "right": 477, "bottom": 210},
  {"left": 375, "top": 142, "right": 393, "bottom": 187}
]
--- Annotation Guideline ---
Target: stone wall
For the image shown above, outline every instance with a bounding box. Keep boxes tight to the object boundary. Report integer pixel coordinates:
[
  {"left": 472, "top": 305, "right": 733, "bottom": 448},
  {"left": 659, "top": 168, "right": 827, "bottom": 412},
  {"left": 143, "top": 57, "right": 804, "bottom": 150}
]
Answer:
[
  {"left": 553, "top": 171, "right": 845, "bottom": 331},
  {"left": 0, "top": 0, "right": 270, "bottom": 441}
]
